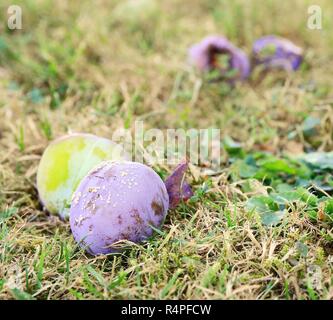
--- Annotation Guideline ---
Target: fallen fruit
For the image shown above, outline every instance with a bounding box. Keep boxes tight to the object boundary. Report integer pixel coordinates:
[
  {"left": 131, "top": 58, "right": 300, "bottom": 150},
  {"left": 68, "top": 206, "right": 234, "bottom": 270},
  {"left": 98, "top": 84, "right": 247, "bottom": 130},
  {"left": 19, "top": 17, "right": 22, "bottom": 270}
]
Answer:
[
  {"left": 69, "top": 161, "right": 169, "bottom": 255},
  {"left": 188, "top": 35, "right": 250, "bottom": 81},
  {"left": 252, "top": 35, "right": 303, "bottom": 71},
  {"left": 37, "top": 133, "right": 127, "bottom": 219}
]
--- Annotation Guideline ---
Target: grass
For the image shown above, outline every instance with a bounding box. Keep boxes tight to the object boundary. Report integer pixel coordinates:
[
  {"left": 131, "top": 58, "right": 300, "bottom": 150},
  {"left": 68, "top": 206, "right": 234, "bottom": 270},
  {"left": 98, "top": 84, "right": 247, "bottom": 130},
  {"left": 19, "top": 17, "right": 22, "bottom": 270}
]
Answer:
[{"left": 1, "top": 0, "right": 333, "bottom": 300}]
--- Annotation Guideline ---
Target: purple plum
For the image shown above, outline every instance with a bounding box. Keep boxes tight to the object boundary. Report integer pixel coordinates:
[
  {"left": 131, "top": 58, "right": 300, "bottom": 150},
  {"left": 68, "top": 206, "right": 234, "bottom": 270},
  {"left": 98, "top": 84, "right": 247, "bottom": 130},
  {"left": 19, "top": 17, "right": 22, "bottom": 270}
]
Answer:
[
  {"left": 188, "top": 35, "right": 250, "bottom": 81},
  {"left": 70, "top": 161, "right": 169, "bottom": 255},
  {"left": 252, "top": 35, "right": 303, "bottom": 71}
]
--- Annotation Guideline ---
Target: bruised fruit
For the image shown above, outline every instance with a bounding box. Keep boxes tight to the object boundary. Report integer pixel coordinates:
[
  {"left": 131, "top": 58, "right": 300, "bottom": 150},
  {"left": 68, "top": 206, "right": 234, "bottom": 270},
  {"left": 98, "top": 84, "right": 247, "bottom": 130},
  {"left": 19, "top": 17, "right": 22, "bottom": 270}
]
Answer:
[
  {"left": 252, "top": 35, "right": 303, "bottom": 71},
  {"left": 69, "top": 161, "right": 169, "bottom": 255},
  {"left": 69, "top": 160, "right": 193, "bottom": 256},
  {"left": 37, "top": 133, "right": 127, "bottom": 219},
  {"left": 188, "top": 35, "right": 250, "bottom": 81}
]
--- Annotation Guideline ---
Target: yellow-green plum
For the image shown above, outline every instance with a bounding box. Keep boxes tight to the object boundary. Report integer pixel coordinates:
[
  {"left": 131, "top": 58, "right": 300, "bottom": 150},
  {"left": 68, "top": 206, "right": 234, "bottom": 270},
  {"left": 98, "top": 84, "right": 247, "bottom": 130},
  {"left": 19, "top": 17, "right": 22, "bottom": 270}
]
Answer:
[{"left": 37, "top": 133, "right": 128, "bottom": 219}]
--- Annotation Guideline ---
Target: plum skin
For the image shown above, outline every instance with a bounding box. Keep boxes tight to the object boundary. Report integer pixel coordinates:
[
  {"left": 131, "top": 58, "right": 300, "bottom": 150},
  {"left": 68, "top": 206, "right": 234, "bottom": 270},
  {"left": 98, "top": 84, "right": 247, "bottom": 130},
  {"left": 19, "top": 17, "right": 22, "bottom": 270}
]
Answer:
[
  {"left": 69, "top": 161, "right": 169, "bottom": 255},
  {"left": 37, "top": 133, "right": 127, "bottom": 219}
]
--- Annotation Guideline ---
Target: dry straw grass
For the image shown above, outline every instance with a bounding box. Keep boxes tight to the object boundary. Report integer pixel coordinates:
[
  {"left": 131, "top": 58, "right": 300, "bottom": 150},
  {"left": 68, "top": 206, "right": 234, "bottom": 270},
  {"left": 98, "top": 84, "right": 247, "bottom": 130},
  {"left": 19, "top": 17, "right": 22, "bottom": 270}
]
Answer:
[{"left": 0, "top": 0, "right": 333, "bottom": 299}]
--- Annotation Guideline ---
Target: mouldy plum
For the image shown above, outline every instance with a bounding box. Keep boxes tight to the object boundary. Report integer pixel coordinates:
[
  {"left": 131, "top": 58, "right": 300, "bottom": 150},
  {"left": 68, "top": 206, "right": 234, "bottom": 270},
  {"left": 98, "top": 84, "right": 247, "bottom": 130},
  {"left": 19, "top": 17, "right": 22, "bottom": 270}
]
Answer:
[
  {"left": 37, "top": 133, "right": 127, "bottom": 219},
  {"left": 188, "top": 35, "right": 250, "bottom": 81},
  {"left": 252, "top": 35, "right": 303, "bottom": 71},
  {"left": 69, "top": 161, "right": 169, "bottom": 255}
]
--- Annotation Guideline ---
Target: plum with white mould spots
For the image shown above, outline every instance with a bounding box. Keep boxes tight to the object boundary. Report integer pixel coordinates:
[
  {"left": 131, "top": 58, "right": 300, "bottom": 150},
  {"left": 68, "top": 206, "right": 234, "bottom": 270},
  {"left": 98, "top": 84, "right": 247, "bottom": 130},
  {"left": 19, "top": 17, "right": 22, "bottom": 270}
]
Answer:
[{"left": 70, "top": 160, "right": 192, "bottom": 255}]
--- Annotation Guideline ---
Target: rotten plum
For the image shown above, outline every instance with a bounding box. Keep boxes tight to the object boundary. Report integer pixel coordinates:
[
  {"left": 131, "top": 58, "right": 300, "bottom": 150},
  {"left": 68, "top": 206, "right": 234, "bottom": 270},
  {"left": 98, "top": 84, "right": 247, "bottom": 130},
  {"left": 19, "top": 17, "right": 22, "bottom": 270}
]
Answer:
[{"left": 69, "top": 161, "right": 169, "bottom": 255}]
